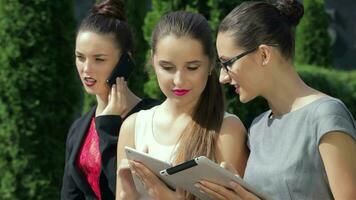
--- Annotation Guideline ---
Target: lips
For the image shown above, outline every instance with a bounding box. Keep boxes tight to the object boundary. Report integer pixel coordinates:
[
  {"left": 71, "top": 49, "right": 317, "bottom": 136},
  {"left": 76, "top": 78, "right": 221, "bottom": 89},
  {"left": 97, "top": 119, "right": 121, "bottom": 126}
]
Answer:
[
  {"left": 172, "top": 89, "right": 191, "bottom": 96},
  {"left": 234, "top": 85, "right": 240, "bottom": 94},
  {"left": 84, "top": 77, "right": 97, "bottom": 87}
]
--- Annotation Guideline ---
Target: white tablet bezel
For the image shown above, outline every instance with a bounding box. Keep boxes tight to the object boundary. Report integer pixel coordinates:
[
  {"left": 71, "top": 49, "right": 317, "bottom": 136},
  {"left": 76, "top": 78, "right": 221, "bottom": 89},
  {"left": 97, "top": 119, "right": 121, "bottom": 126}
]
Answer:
[{"left": 124, "top": 146, "right": 175, "bottom": 192}]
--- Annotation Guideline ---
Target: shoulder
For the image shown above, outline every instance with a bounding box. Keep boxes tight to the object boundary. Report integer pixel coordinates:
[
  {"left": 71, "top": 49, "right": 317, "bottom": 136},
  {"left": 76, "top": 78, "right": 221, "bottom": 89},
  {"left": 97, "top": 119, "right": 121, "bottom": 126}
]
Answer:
[
  {"left": 132, "top": 98, "right": 161, "bottom": 112},
  {"left": 121, "top": 112, "right": 138, "bottom": 134},
  {"left": 311, "top": 97, "right": 356, "bottom": 141},
  {"left": 220, "top": 112, "right": 247, "bottom": 138},
  {"left": 312, "top": 97, "right": 353, "bottom": 119}
]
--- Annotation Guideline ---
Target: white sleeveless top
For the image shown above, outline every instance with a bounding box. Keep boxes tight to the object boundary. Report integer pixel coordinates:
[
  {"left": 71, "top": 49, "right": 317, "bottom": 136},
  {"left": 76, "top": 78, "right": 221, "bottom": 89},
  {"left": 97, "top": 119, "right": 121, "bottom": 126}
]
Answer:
[{"left": 134, "top": 106, "right": 239, "bottom": 164}]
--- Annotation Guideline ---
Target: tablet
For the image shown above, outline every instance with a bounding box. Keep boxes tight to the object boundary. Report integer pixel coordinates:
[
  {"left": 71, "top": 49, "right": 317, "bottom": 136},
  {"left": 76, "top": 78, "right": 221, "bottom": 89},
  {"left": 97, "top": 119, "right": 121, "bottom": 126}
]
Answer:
[
  {"left": 124, "top": 146, "right": 176, "bottom": 193},
  {"left": 159, "top": 156, "right": 272, "bottom": 200}
]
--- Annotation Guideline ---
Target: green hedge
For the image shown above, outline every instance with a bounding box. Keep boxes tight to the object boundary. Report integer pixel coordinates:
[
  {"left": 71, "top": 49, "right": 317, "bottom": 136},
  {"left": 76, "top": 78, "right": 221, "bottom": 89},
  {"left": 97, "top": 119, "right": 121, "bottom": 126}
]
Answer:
[
  {"left": 227, "top": 65, "right": 356, "bottom": 127},
  {"left": 0, "top": 1, "right": 81, "bottom": 199},
  {"left": 296, "top": 0, "right": 332, "bottom": 67}
]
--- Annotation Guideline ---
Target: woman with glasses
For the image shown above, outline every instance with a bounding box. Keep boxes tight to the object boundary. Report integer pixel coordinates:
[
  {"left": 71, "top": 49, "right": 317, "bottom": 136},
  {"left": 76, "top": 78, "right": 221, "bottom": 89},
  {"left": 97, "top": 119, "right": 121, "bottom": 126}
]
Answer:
[
  {"left": 115, "top": 11, "right": 248, "bottom": 200},
  {"left": 196, "top": 0, "right": 356, "bottom": 199}
]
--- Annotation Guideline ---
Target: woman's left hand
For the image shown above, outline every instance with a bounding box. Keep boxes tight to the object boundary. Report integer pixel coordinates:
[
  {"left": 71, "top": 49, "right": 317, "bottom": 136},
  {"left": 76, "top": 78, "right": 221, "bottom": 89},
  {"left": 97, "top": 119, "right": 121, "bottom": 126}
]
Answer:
[
  {"left": 196, "top": 180, "right": 261, "bottom": 200},
  {"left": 129, "top": 161, "right": 183, "bottom": 200},
  {"left": 100, "top": 77, "right": 129, "bottom": 116}
]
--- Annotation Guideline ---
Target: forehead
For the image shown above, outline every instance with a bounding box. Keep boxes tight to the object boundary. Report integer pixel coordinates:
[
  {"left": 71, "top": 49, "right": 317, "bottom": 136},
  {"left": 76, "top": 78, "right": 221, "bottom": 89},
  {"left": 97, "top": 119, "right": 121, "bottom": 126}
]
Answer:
[
  {"left": 154, "top": 35, "right": 207, "bottom": 60},
  {"left": 216, "top": 31, "right": 241, "bottom": 57},
  {"left": 76, "top": 31, "right": 119, "bottom": 54}
]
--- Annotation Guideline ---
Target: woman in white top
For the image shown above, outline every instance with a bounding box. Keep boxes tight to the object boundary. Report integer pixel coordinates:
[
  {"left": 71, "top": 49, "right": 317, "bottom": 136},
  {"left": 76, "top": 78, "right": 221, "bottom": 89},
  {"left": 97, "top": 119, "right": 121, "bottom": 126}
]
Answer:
[{"left": 115, "top": 11, "right": 248, "bottom": 200}]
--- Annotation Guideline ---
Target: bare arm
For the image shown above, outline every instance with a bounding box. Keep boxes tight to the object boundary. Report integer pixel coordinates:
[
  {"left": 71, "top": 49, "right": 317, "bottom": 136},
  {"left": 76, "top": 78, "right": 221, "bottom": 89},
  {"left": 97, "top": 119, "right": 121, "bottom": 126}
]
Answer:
[
  {"left": 215, "top": 116, "right": 249, "bottom": 176},
  {"left": 116, "top": 113, "right": 137, "bottom": 200},
  {"left": 319, "top": 131, "right": 356, "bottom": 200}
]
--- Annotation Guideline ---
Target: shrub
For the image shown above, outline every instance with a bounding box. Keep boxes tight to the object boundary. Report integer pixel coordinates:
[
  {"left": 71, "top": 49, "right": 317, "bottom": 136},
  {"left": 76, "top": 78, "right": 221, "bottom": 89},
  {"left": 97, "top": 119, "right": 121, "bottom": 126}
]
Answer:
[
  {"left": 0, "top": 1, "right": 81, "bottom": 199},
  {"left": 295, "top": 0, "right": 332, "bottom": 67}
]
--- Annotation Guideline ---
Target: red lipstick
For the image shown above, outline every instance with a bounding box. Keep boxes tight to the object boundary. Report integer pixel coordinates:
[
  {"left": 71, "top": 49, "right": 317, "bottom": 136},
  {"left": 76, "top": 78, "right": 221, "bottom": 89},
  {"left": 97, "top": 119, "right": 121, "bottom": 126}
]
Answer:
[
  {"left": 84, "top": 77, "right": 96, "bottom": 87},
  {"left": 234, "top": 85, "right": 240, "bottom": 94},
  {"left": 172, "top": 89, "right": 190, "bottom": 96}
]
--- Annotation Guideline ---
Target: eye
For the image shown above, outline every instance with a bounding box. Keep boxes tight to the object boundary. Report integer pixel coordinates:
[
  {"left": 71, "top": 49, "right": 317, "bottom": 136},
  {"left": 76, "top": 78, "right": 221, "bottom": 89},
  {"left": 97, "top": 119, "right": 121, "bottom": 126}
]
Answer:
[
  {"left": 95, "top": 58, "right": 105, "bottom": 62},
  {"left": 76, "top": 55, "right": 85, "bottom": 62},
  {"left": 160, "top": 65, "right": 174, "bottom": 71},
  {"left": 187, "top": 66, "right": 199, "bottom": 71}
]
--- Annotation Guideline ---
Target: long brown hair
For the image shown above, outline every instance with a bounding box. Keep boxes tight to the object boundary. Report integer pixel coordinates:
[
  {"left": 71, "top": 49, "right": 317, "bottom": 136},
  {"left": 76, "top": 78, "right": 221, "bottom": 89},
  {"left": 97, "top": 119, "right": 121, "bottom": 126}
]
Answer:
[{"left": 152, "top": 11, "right": 225, "bottom": 200}]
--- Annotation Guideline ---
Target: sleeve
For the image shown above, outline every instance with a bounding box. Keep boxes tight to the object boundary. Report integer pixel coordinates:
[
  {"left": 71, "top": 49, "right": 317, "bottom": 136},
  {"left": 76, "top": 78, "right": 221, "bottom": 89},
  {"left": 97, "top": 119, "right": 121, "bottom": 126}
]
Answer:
[
  {"left": 61, "top": 119, "right": 85, "bottom": 200},
  {"left": 314, "top": 99, "right": 356, "bottom": 144},
  {"left": 95, "top": 115, "right": 123, "bottom": 195}
]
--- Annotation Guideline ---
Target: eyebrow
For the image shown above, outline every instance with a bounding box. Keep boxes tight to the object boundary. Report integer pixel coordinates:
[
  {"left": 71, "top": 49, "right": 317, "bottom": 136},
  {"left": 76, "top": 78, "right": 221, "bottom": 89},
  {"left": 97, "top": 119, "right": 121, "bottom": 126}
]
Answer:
[
  {"left": 186, "top": 60, "right": 202, "bottom": 65},
  {"left": 75, "top": 51, "right": 108, "bottom": 57},
  {"left": 94, "top": 53, "right": 108, "bottom": 56},
  {"left": 158, "top": 60, "right": 174, "bottom": 66},
  {"left": 158, "top": 60, "right": 203, "bottom": 65}
]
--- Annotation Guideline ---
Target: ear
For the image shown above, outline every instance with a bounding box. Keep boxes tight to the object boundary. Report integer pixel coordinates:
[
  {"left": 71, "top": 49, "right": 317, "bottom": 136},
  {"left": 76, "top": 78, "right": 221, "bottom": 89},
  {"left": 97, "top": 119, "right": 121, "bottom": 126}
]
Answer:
[
  {"left": 258, "top": 44, "right": 272, "bottom": 66},
  {"left": 209, "top": 62, "right": 214, "bottom": 75}
]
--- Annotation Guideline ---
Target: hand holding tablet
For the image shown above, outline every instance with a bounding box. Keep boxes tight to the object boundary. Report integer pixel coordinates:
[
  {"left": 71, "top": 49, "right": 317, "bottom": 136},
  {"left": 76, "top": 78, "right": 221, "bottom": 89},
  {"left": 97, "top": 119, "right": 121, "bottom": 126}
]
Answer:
[{"left": 124, "top": 146, "right": 271, "bottom": 200}]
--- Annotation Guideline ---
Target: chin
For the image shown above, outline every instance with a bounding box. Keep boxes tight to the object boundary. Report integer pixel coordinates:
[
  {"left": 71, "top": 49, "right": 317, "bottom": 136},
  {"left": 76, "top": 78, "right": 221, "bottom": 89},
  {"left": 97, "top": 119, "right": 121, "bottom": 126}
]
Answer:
[
  {"left": 83, "top": 85, "right": 97, "bottom": 95},
  {"left": 239, "top": 95, "right": 255, "bottom": 104}
]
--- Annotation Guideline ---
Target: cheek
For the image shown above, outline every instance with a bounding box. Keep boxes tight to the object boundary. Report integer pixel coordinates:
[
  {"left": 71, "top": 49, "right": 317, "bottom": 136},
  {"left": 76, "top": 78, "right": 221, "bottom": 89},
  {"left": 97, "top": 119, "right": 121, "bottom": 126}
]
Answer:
[
  {"left": 195, "top": 72, "right": 209, "bottom": 90},
  {"left": 76, "top": 60, "right": 83, "bottom": 73},
  {"left": 155, "top": 69, "right": 171, "bottom": 89}
]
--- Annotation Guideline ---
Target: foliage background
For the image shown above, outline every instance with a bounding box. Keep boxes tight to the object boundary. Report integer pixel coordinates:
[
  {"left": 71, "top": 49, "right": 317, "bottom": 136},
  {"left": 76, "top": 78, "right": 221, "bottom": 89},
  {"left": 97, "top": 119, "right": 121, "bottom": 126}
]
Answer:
[{"left": 0, "top": 0, "right": 354, "bottom": 199}]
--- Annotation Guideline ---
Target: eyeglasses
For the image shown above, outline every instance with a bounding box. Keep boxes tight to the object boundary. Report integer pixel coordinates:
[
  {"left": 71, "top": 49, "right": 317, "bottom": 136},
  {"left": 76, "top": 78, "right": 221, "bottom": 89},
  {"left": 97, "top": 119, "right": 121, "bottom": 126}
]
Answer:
[
  {"left": 218, "top": 44, "right": 278, "bottom": 73},
  {"left": 218, "top": 47, "right": 257, "bottom": 73}
]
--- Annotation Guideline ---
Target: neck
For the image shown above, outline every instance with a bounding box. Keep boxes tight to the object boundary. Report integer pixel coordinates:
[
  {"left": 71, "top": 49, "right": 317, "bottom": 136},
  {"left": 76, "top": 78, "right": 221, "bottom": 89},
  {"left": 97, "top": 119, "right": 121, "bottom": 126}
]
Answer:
[
  {"left": 160, "top": 97, "right": 199, "bottom": 118},
  {"left": 262, "top": 63, "right": 321, "bottom": 117},
  {"left": 95, "top": 89, "right": 141, "bottom": 117}
]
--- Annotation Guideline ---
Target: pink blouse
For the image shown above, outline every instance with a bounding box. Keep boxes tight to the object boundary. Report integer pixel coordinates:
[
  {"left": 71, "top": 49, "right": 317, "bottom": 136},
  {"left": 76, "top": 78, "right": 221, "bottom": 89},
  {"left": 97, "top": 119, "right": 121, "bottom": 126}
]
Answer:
[{"left": 76, "top": 117, "right": 102, "bottom": 200}]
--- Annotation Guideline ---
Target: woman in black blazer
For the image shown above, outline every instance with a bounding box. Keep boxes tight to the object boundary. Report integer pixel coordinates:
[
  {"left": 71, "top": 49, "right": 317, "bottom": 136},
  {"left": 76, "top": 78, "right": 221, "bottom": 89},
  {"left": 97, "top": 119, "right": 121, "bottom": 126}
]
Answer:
[{"left": 60, "top": 0, "right": 159, "bottom": 199}]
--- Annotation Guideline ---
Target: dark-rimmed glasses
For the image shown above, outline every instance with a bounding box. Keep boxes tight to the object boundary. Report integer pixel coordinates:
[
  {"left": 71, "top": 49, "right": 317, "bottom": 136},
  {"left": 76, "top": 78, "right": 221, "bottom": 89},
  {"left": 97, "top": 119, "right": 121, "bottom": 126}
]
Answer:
[{"left": 218, "top": 44, "right": 278, "bottom": 73}]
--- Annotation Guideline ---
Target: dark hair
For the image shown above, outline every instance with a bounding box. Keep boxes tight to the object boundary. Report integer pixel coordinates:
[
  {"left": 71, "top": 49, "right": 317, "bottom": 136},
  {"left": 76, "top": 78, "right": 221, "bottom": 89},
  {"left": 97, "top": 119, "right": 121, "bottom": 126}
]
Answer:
[
  {"left": 152, "top": 11, "right": 215, "bottom": 63},
  {"left": 78, "top": 0, "right": 133, "bottom": 53},
  {"left": 219, "top": 0, "right": 304, "bottom": 59},
  {"left": 152, "top": 11, "right": 225, "bottom": 200}
]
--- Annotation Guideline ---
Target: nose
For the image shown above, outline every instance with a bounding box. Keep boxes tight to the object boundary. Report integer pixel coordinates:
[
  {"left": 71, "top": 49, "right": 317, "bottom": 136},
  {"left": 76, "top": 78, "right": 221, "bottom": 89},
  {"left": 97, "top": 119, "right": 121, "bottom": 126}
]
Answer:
[
  {"left": 219, "top": 68, "right": 231, "bottom": 84},
  {"left": 83, "top": 60, "right": 93, "bottom": 73},
  {"left": 173, "top": 70, "right": 185, "bottom": 87}
]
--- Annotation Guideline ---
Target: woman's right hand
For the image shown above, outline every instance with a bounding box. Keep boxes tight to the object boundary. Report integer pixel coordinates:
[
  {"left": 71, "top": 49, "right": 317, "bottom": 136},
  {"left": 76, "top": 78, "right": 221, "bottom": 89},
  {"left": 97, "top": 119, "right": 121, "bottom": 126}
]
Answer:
[
  {"left": 196, "top": 162, "right": 261, "bottom": 200},
  {"left": 130, "top": 160, "right": 184, "bottom": 200},
  {"left": 117, "top": 159, "right": 139, "bottom": 200},
  {"left": 100, "top": 77, "right": 129, "bottom": 116}
]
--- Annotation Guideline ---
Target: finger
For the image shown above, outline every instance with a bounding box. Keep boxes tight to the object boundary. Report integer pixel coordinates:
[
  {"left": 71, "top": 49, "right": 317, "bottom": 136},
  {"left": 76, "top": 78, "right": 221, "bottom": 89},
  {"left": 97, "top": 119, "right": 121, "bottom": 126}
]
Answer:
[
  {"left": 108, "top": 92, "right": 112, "bottom": 102},
  {"left": 196, "top": 182, "right": 228, "bottom": 200},
  {"left": 110, "top": 83, "right": 117, "bottom": 102},
  {"left": 229, "top": 181, "right": 259, "bottom": 200},
  {"left": 200, "top": 180, "right": 242, "bottom": 200},
  {"left": 132, "top": 161, "right": 164, "bottom": 188},
  {"left": 116, "top": 77, "right": 124, "bottom": 92}
]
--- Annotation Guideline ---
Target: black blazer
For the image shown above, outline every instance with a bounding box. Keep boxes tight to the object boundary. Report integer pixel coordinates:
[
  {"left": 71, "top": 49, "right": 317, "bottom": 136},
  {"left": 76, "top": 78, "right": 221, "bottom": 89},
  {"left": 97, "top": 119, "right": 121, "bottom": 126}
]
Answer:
[{"left": 61, "top": 99, "right": 160, "bottom": 200}]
